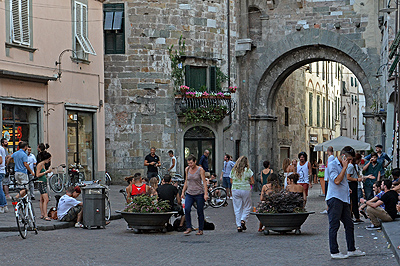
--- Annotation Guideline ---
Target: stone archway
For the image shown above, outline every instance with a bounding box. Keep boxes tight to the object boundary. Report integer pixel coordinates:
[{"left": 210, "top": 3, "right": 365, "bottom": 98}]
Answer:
[{"left": 243, "top": 29, "right": 383, "bottom": 172}]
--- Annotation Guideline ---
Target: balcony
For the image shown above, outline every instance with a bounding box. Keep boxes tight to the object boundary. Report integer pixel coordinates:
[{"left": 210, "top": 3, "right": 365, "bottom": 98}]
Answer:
[{"left": 174, "top": 96, "right": 236, "bottom": 124}]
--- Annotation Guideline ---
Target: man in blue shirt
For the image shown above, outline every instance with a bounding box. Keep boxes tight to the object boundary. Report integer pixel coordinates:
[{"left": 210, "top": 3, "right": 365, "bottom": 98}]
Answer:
[
  {"left": 364, "top": 144, "right": 391, "bottom": 176},
  {"left": 362, "top": 152, "right": 382, "bottom": 200},
  {"left": 199, "top": 150, "right": 210, "bottom": 173},
  {"left": 9, "top": 141, "right": 35, "bottom": 186},
  {"left": 326, "top": 146, "right": 365, "bottom": 259},
  {"left": 220, "top": 154, "right": 235, "bottom": 199}
]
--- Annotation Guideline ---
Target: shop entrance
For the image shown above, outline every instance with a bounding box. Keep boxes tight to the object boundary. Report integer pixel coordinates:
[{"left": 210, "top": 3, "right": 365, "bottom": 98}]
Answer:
[
  {"left": 184, "top": 126, "right": 215, "bottom": 174},
  {"left": 67, "top": 111, "right": 94, "bottom": 180}
]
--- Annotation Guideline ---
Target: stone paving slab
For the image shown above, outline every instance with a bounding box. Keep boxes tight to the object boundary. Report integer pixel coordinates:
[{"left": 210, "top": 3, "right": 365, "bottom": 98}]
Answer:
[{"left": 382, "top": 219, "right": 400, "bottom": 264}]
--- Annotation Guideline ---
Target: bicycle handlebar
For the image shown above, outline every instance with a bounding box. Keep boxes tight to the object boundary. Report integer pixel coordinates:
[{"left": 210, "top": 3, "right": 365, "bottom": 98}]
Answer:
[{"left": 18, "top": 177, "right": 39, "bottom": 186}]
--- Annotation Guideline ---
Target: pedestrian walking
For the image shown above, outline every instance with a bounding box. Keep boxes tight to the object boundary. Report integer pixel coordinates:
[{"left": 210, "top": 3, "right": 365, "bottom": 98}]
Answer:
[
  {"left": 167, "top": 150, "right": 177, "bottom": 177},
  {"left": 144, "top": 147, "right": 160, "bottom": 179},
  {"left": 0, "top": 138, "right": 8, "bottom": 213},
  {"left": 1, "top": 138, "right": 11, "bottom": 200},
  {"left": 181, "top": 154, "right": 208, "bottom": 236},
  {"left": 326, "top": 146, "right": 365, "bottom": 259},
  {"left": 220, "top": 154, "right": 235, "bottom": 199},
  {"left": 347, "top": 153, "right": 363, "bottom": 224},
  {"left": 230, "top": 156, "right": 254, "bottom": 232},
  {"left": 198, "top": 150, "right": 210, "bottom": 174},
  {"left": 9, "top": 142, "right": 35, "bottom": 191},
  {"left": 297, "top": 152, "right": 312, "bottom": 205},
  {"left": 27, "top": 146, "right": 37, "bottom": 200}
]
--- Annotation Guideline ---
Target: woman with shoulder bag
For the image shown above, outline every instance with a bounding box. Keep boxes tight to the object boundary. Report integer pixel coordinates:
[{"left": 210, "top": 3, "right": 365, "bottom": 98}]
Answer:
[{"left": 230, "top": 156, "right": 254, "bottom": 232}]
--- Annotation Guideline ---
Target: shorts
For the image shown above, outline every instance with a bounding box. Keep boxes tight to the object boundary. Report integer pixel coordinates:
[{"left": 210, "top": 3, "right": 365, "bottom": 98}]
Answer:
[
  {"left": 298, "top": 183, "right": 309, "bottom": 197},
  {"left": 147, "top": 172, "right": 158, "bottom": 179},
  {"left": 2, "top": 175, "right": 10, "bottom": 185},
  {"left": 60, "top": 205, "right": 83, "bottom": 222},
  {"left": 38, "top": 181, "right": 48, "bottom": 195},
  {"left": 222, "top": 177, "right": 232, "bottom": 189},
  {"left": 15, "top": 172, "right": 29, "bottom": 184}
]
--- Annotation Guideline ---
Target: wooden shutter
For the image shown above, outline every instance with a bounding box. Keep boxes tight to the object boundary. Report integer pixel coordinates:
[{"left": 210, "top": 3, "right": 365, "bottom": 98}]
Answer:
[
  {"left": 11, "top": 0, "right": 30, "bottom": 45},
  {"left": 209, "top": 66, "right": 216, "bottom": 91},
  {"left": 11, "top": 0, "right": 21, "bottom": 43},
  {"left": 75, "top": 1, "right": 96, "bottom": 55},
  {"left": 21, "top": 0, "right": 29, "bottom": 45},
  {"left": 185, "top": 65, "right": 191, "bottom": 87}
]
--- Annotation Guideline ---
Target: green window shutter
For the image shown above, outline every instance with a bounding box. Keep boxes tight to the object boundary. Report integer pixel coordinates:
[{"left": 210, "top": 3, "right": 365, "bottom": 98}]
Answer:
[
  {"left": 322, "top": 97, "right": 325, "bottom": 127},
  {"left": 317, "top": 95, "right": 320, "bottom": 127},
  {"left": 309, "top": 92, "right": 313, "bottom": 126},
  {"left": 185, "top": 65, "right": 191, "bottom": 87},
  {"left": 104, "top": 3, "right": 125, "bottom": 54},
  {"left": 209, "top": 66, "right": 216, "bottom": 91}
]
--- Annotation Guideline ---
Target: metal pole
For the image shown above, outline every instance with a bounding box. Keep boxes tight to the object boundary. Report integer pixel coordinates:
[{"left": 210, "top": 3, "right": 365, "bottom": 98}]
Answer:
[
  {"left": 227, "top": 0, "right": 232, "bottom": 125},
  {"left": 396, "top": 1, "right": 400, "bottom": 167}
]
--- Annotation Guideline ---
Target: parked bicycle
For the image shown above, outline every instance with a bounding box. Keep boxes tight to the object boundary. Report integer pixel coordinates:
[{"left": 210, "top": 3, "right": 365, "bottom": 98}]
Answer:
[
  {"left": 12, "top": 178, "right": 38, "bottom": 239},
  {"left": 77, "top": 179, "right": 111, "bottom": 221},
  {"left": 193, "top": 179, "right": 227, "bottom": 209},
  {"left": 49, "top": 164, "right": 85, "bottom": 193}
]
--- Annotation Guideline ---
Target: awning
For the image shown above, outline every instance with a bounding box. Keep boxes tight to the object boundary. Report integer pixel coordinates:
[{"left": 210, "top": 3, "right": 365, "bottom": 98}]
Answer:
[{"left": 313, "top": 136, "right": 371, "bottom": 152}]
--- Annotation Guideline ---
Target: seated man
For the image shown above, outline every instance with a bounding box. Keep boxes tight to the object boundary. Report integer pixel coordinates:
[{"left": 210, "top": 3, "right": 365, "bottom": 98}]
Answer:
[
  {"left": 57, "top": 186, "right": 84, "bottom": 228},
  {"left": 157, "top": 174, "right": 185, "bottom": 230},
  {"left": 359, "top": 180, "right": 385, "bottom": 218},
  {"left": 392, "top": 168, "right": 400, "bottom": 186},
  {"left": 364, "top": 179, "right": 398, "bottom": 230}
]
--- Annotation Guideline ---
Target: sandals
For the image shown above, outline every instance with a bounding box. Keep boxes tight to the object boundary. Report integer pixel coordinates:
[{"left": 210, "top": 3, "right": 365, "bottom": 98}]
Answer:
[
  {"left": 241, "top": 220, "right": 247, "bottom": 231},
  {"left": 196, "top": 230, "right": 203, "bottom": 235},
  {"left": 44, "top": 217, "right": 51, "bottom": 221},
  {"left": 183, "top": 229, "right": 192, "bottom": 235},
  {"left": 237, "top": 226, "right": 243, "bottom": 232}
]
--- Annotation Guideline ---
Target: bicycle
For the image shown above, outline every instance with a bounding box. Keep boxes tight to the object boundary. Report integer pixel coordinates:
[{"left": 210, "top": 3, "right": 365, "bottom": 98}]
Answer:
[
  {"left": 105, "top": 172, "right": 112, "bottom": 186},
  {"left": 12, "top": 178, "right": 38, "bottom": 239},
  {"left": 193, "top": 180, "right": 227, "bottom": 209},
  {"left": 49, "top": 164, "right": 85, "bottom": 193},
  {"left": 77, "top": 180, "right": 111, "bottom": 221}
]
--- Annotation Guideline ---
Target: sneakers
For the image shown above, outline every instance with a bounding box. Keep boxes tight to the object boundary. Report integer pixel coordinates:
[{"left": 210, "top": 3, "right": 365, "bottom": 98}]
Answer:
[
  {"left": 31, "top": 196, "right": 35, "bottom": 201},
  {"left": 320, "top": 210, "right": 328, "bottom": 214},
  {"left": 331, "top": 253, "right": 349, "bottom": 259},
  {"left": 3, "top": 206, "right": 8, "bottom": 213},
  {"left": 366, "top": 224, "right": 381, "bottom": 230},
  {"left": 353, "top": 219, "right": 364, "bottom": 225},
  {"left": 0, "top": 207, "right": 4, "bottom": 213},
  {"left": 74, "top": 222, "right": 84, "bottom": 228},
  {"left": 348, "top": 249, "right": 366, "bottom": 257}
]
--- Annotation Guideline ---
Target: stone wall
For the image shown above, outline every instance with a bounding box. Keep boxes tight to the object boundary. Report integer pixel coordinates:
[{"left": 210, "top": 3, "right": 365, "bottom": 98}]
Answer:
[{"left": 104, "top": 0, "right": 237, "bottom": 181}]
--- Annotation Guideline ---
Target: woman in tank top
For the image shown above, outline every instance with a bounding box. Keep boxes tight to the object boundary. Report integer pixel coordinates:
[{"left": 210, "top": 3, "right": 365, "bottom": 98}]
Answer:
[
  {"left": 181, "top": 154, "right": 208, "bottom": 235},
  {"left": 286, "top": 173, "right": 306, "bottom": 205},
  {"left": 261, "top": 160, "right": 273, "bottom": 186},
  {"left": 125, "top": 173, "right": 150, "bottom": 203}
]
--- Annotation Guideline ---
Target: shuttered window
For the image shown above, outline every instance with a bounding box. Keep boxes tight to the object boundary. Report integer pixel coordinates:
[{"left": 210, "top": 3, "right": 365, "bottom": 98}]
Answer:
[
  {"left": 10, "top": 0, "right": 30, "bottom": 46},
  {"left": 309, "top": 92, "right": 313, "bottom": 126},
  {"left": 74, "top": 1, "right": 96, "bottom": 58},
  {"left": 185, "top": 65, "right": 216, "bottom": 91},
  {"left": 317, "top": 95, "right": 320, "bottom": 127},
  {"left": 104, "top": 3, "right": 125, "bottom": 54}
]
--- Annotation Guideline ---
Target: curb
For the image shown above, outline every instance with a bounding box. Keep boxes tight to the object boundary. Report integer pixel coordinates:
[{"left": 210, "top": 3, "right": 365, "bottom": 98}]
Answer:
[
  {"left": 0, "top": 214, "right": 122, "bottom": 232},
  {"left": 381, "top": 223, "right": 400, "bottom": 264}
]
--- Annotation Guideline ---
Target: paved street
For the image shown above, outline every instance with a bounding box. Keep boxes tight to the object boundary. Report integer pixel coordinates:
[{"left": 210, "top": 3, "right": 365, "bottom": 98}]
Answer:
[{"left": 1, "top": 185, "right": 397, "bottom": 266}]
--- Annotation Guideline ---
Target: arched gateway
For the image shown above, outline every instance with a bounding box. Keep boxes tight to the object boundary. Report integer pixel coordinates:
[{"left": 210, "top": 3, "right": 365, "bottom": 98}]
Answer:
[{"left": 241, "top": 29, "right": 383, "bottom": 172}]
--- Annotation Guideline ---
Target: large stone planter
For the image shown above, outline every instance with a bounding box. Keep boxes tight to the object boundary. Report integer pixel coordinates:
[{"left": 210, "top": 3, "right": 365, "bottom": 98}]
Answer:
[
  {"left": 121, "top": 212, "right": 177, "bottom": 232},
  {"left": 251, "top": 211, "right": 314, "bottom": 235}
]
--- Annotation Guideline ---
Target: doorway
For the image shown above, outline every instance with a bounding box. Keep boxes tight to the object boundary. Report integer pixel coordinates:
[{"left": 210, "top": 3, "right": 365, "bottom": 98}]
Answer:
[
  {"left": 67, "top": 111, "right": 94, "bottom": 180},
  {"left": 184, "top": 127, "right": 215, "bottom": 174}
]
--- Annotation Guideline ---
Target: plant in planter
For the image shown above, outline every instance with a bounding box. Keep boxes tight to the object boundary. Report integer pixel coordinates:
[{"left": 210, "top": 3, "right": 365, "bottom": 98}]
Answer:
[
  {"left": 123, "top": 194, "right": 170, "bottom": 213},
  {"left": 252, "top": 191, "right": 314, "bottom": 235},
  {"left": 180, "top": 85, "right": 190, "bottom": 94},
  {"left": 229, "top": 86, "right": 237, "bottom": 93}
]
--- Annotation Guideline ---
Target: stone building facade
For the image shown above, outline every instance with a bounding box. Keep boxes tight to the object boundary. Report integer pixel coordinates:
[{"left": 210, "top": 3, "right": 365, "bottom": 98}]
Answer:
[{"left": 103, "top": 0, "right": 238, "bottom": 181}]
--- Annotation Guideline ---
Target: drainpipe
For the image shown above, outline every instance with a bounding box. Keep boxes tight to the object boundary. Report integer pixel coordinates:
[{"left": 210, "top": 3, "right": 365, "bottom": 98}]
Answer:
[{"left": 224, "top": 0, "right": 232, "bottom": 132}]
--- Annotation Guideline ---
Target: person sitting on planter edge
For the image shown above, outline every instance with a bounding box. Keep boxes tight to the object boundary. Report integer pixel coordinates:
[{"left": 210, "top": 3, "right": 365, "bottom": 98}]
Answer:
[
  {"left": 157, "top": 174, "right": 185, "bottom": 231},
  {"left": 125, "top": 173, "right": 150, "bottom": 203},
  {"left": 259, "top": 173, "right": 281, "bottom": 231},
  {"left": 57, "top": 186, "right": 84, "bottom": 228},
  {"left": 362, "top": 179, "right": 399, "bottom": 230}
]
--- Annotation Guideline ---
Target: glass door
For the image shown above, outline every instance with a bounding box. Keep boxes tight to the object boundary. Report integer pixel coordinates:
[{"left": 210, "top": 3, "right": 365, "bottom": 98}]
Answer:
[{"left": 67, "top": 111, "right": 93, "bottom": 180}]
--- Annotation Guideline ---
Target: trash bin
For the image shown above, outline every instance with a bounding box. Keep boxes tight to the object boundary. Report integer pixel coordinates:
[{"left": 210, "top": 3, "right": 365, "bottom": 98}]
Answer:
[{"left": 81, "top": 184, "right": 106, "bottom": 229}]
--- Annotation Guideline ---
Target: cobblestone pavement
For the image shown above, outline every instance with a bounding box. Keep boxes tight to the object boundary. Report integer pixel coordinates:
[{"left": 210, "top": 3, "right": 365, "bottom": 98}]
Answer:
[{"left": 1, "top": 185, "right": 397, "bottom": 265}]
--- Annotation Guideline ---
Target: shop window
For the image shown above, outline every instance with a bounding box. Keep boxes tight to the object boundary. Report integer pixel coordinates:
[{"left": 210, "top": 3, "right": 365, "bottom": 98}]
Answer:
[
  {"left": 104, "top": 3, "right": 125, "bottom": 54},
  {"left": 73, "top": 1, "right": 96, "bottom": 60},
  {"left": 185, "top": 65, "right": 217, "bottom": 91},
  {"left": 2, "top": 104, "right": 38, "bottom": 152}
]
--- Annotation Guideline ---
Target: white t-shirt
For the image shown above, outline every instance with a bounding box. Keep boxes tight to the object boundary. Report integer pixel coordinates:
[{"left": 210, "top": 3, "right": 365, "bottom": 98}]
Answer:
[
  {"left": 57, "top": 194, "right": 81, "bottom": 220},
  {"left": 170, "top": 156, "right": 176, "bottom": 172},
  {"left": 27, "top": 154, "right": 37, "bottom": 172},
  {"left": 0, "top": 146, "right": 6, "bottom": 174}
]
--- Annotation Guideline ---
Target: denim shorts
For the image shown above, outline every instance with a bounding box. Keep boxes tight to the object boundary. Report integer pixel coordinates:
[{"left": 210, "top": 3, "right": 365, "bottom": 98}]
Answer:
[{"left": 222, "top": 177, "right": 232, "bottom": 188}]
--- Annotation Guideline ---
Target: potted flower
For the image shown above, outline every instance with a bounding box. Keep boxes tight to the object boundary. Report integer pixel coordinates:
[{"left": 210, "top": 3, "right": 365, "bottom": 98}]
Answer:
[
  {"left": 229, "top": 86, "right": 237, "bottom": 93},
  {"left": 202, "top": 92, "right": 210, "bottom": 98},
  {"left": 195, "top": 91, "right": 203, "bottom": 98},
  {"left": 186, "top": 91, "right": 195, "bottom": 98},
  {"left": 209, "top": 92, "right": 217, "bottom": 99},
  {"left": 121, "top": 194, "right": 177, "bottom": 233},
  {"left": 216, "top": 92, "right": 224, "bottom": 99},
  {"left": 251, "top": 191, "right": 314, "bottom": 235},
  {"left": 180, "top": 85, "right": 189, "bottom": 94},
  {"left": 223, "top": 92, "right": 231, "bottom": 99}
]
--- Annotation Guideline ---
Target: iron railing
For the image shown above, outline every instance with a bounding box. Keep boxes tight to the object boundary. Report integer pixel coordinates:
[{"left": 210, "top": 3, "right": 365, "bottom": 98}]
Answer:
[{"left": 174, "top": 96, "right": 236, "bottom": 117}]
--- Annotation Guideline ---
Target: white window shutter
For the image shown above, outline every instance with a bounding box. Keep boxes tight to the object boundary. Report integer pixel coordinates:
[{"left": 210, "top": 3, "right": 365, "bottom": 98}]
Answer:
[
  {"left": 74, "top": 1, "right": 96, "bottom": 56},
  {"left": 11, "top": 0, "right": 22, "bottom": 43},
  {"left": 21, "top": 0, "right": 30, "bottom": 45}
]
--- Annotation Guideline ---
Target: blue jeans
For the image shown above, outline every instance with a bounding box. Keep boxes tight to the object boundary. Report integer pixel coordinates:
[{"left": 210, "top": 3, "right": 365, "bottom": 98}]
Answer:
[
  {"left": 0, "top": 173, "right": 7, "bottom": 207},
  {"left": 364, "top": 184, "right": 373, "bottom": 200},
  {"left": 327, "top": 198, "right": 355, "bottom": 254},
  {"left": 222, "top": 177, "right": 232, "bottom": 189},
  {"left": 184, "top": 193, "right": 205, "bottom": 231}
]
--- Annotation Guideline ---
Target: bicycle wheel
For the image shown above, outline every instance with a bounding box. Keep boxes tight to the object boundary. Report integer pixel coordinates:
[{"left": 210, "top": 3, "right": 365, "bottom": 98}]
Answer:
[
  {"left": 49, "top": 174, "right": 64, "bottom": 193},
  {"left": 105, "top": 194, "right": 111, "bottom": 221},
  {"left": 16, "top": 204, "right": 27, "bottom": 239},
  {"left": 105, "top": 173, "right": 112, "bottom": 186},
  {"left": 209, "top": 187, "right": 227, "bottom": 208},
  {"left": 27, "top": 201, "right": 38, "bottom": 234}
]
